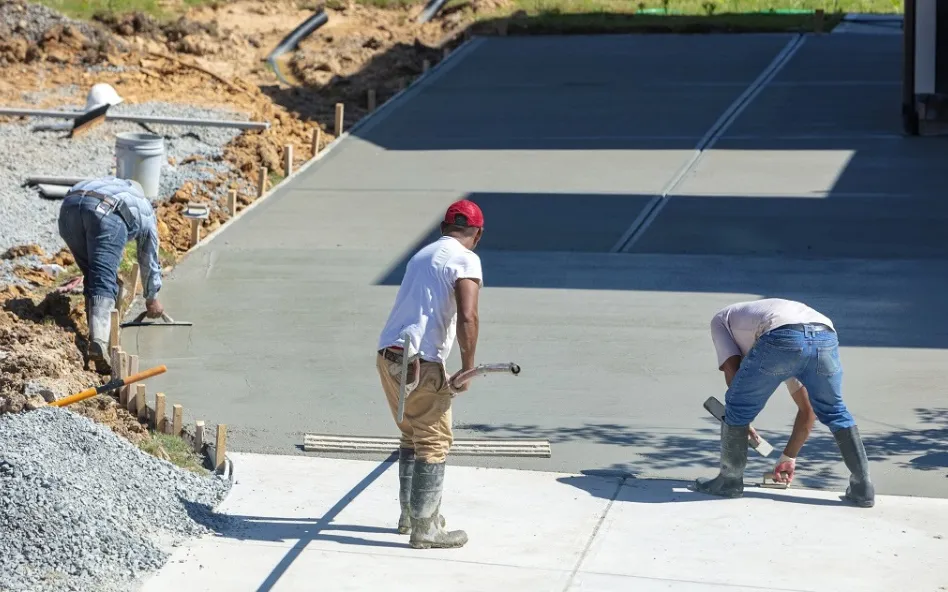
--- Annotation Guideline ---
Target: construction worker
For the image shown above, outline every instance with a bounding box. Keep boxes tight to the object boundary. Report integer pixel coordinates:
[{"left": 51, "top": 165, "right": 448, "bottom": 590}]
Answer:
[
  {"left": 376, "top": 198, "right": 484, "bottom": 549},
  {"left": 697, "top": 298, "right": 874, "bottom": 507},
  {"left": 58, "top": 176, "right": 164, "bottom": 374}
]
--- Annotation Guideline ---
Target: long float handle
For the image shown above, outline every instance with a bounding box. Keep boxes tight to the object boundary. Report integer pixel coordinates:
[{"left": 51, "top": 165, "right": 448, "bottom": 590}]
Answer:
[
  {"left": 450, "top": 363, "right": 521, "bottom": 391},
  {"left": 49, "top": 365, "right": 168, "bottom": 408}
]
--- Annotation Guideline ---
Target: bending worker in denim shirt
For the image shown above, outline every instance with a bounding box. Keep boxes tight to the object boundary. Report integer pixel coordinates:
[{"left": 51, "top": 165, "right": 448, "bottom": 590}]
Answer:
[
  {"left": 58, "top": 176, "right": 164, "bottom": 374},
  {"left": 696, "top": 298, "right": 875, "bottom": 508}
]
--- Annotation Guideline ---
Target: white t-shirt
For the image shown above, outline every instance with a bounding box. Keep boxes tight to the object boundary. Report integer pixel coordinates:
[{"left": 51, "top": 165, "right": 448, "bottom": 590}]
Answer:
[
  {"left": 378, "top": 236, "right": 483, "bottom": 364},
  {"left": 709, "top": 298, "right": 835, "bottom": 394}
]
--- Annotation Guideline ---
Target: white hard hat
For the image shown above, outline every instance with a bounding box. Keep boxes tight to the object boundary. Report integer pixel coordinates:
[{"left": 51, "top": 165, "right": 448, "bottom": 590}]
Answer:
[{"left": 85, "top": 83, "right": 124, "bottom": 111}]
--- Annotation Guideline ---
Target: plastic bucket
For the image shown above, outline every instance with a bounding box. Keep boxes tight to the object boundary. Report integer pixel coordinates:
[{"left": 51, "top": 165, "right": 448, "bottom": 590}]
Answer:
[{"left": 114, "top": 132, "right": 165, "bottom": 199}]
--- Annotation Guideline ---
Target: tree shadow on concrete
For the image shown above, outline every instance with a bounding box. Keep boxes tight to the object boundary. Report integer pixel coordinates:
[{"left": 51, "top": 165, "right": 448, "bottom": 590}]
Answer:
[{"left": 457, "top": 407, "right": 948, "bottom": 490}]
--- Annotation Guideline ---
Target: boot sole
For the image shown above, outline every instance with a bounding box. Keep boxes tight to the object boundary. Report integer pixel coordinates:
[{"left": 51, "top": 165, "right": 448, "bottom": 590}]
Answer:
[
  {"left": 409, "top": 541, "right": 467, "bottom": 549},
  {"left": 845, "top": 496, "right": 875, "bottom": 508}
]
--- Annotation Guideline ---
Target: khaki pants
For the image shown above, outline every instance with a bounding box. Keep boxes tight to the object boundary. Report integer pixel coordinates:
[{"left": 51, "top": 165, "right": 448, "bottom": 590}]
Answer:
[{"left": 376, "top": 352, "right": 454, "bottom": 464}]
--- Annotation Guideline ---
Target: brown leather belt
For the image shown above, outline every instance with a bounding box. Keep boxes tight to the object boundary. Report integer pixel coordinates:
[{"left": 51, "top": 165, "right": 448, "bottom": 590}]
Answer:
[{"left": 379, "top": 348, "right": 403, "bottom": 364}]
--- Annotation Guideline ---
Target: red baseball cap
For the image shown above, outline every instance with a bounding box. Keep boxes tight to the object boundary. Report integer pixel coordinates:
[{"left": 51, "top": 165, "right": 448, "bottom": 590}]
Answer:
[{"left": 443, "top": 199, "right": 484, "bottom": 228}]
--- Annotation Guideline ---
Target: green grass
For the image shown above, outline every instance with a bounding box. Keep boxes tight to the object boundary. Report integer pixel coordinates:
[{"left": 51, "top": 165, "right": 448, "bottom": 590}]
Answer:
[
  {"left": 139, "top": 431, "right": 209, "bottom": 474},
  {"left": 119, "top": 241, "right": 176, "bottom": 275},
  {"left": 36, "top": 0, "right": 902, "bottom": 21}
]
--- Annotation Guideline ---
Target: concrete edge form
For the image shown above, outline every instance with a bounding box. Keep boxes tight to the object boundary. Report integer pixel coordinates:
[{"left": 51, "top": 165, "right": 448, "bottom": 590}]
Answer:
[{"left": 303, "top": 434, "right": 552, "bottom": 457}]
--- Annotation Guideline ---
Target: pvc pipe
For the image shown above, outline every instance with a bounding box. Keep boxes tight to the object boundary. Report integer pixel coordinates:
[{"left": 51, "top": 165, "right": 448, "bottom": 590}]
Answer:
[
  {"left": 37, "top": 184, "right": 70, "bottom": 199},
  {"left": 0, "top": 107, "right": 269, "bottom": 130}
]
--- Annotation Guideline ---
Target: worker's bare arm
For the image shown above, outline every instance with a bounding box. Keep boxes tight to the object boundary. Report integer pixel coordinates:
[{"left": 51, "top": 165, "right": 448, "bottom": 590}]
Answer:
[
  {"left": 720, "top": 355, "right": 742, "bottom": 387},
  {"left": 454, "top": 277, "right": 480, "bottom": 383},
  {"left": 784, "top": 385, "right": 816, "bottom": 458}
]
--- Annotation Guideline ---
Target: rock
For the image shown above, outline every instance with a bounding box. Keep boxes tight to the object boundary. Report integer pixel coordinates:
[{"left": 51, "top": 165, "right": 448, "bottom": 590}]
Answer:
[{"left": 23, "top": 381, "right": 59, "bottom": 403}]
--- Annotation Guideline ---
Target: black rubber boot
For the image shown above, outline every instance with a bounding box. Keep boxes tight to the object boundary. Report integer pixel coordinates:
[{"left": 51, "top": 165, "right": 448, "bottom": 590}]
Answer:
[
  {"left": 397, "top": 447, "right": 414, "bottom": 534},
  {"left": 408, "top": 461, "right": 467, "bottom": 549},
  {"left": 833, "top": 425, "right": 875, "bottom": 508},
  {"left": 695, "top": 423, "right": 749, "bottom": 498}
]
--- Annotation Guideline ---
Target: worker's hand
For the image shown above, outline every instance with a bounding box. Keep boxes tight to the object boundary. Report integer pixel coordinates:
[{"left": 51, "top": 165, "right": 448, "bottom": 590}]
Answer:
[
  {"left": 145, "top": 298, "right": 164, "bottom": 318},
  {"left": 748, "top": 426, "right": 761, "bottom": 447},
  {"left": 448, "top": 368, "right": 472, "bottom": 394},
  {"left": 773, "top": 454, "right": 796, "bottom": 484}
]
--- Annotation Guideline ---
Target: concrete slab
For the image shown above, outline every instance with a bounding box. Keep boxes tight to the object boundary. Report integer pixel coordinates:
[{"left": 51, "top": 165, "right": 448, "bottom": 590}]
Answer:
[
  {"left": 125, "top": 33, "right": 948, "bottom": 505},
  {"left": 141, "top": 454, "right": 948, "bottom": 592}
]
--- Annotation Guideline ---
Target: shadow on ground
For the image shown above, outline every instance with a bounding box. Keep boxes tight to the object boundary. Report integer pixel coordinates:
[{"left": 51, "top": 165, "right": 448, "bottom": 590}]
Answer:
[
  {"left": 3, "top": 292, "right": 88, "bottom": 353},
  {"left": 457, "top": 408, "right": 948, "bottom": 490}
]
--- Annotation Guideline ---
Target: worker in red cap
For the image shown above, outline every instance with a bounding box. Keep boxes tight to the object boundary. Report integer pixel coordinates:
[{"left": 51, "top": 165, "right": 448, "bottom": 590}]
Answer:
[{"left": 376, "top": 198, "right": 484, "bottom": 549}]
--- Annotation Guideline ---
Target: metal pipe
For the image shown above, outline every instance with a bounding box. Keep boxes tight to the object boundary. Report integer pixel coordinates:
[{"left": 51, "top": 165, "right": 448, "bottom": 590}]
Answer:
[
  {"left": 0, "top": 107, "right": 269, "bottom": 130},
  {"left": 450, "top": 362, "right": 521, "bottom": 391},
  {"left": 417, "top": 0, "right": 449, "bottom": 23},
  {"left": 26, "top": 175, "right": 91, "bottom": 186}
]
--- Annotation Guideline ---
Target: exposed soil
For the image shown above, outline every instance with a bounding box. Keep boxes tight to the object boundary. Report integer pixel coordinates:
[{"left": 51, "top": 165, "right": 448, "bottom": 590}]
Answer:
[{"left": 0, "top": 0, "right": 512, "bottom": 444}]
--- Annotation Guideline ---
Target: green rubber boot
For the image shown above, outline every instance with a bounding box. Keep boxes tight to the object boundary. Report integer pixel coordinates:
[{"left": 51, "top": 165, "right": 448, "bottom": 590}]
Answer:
[{"left": 408, "top": 461, "right": 467, "bottom": 549}]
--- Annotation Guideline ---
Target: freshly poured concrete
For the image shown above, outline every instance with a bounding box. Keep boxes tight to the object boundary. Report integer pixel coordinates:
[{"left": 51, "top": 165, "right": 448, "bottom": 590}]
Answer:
[
  {"left": 125, "top": 33, "right": 948, "bottom": 500},
  {"left": 141, "top": 453, "right": 948, "bottom": 592}
]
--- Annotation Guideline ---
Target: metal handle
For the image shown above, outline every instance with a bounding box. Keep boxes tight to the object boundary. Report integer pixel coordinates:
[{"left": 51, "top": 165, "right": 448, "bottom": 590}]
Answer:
[{"left": 450, "top": 363, "right": 521, "bottom": 392}]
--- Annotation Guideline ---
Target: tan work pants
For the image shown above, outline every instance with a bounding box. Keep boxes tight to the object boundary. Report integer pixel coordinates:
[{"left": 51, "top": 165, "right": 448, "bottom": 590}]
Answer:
[{"left": 376, "top": 352, "right": 454, "bottom": 464}]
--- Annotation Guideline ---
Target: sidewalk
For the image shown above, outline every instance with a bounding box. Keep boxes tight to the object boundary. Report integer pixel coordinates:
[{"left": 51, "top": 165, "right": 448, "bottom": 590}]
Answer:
[{"left": 142, "top": 453, "right": 948, "bottom": 592}]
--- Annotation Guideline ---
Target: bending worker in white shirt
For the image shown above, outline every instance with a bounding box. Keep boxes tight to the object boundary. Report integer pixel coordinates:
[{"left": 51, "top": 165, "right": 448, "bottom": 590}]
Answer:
[
  {"left": 376, "top": 199, "right": 485, "bottom": 549},
  {"left": 697, "top": 298, "right": 875, "bottom": 508}
]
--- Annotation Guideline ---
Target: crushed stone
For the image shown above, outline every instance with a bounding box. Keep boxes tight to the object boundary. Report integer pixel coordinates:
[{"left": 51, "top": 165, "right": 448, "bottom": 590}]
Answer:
[
  {"left": 0, "top": 407, "right": 231, "bottom": 592},
  {"left": 0, "top": 100, "right": 249, "bottom": 255}
]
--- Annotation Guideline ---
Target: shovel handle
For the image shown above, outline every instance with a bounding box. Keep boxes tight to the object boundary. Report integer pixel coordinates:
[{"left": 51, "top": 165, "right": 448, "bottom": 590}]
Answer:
[{"left": 50, "top": 365, "right": 168, "bottom": 408}]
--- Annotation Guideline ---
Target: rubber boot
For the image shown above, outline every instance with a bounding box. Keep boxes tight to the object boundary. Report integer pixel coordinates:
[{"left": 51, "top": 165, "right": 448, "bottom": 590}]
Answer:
[
  {"left": 88, "top": 295, "right": 114, "bottom": 375},
  {"left": 833, "top": 425, "right": 875, "bottom": 508},
  {"left": 408, "top": 461, "right": 467, "bottom": 549},
  {"left": 694, "top": 422, "right": 749, "bottom": 498}
]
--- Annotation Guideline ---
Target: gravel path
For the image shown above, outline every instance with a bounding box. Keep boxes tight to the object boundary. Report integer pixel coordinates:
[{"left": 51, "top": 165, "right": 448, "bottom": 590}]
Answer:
[
  {"left": 0, "top": 100, "right": 252, "bottom": 256},
  {"left": 0, "top": 407, "right": 232, "bottom": 592}
]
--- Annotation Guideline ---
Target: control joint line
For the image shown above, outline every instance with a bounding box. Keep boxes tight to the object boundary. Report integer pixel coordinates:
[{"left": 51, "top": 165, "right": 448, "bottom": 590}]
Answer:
[{"left": 609, "top": 34, "right": 807, "bottom": 254}]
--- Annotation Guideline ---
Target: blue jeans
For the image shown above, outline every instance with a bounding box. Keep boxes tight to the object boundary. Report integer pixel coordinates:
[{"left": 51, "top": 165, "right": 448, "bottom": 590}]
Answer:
[
  {"left": 58, "top": 194, "right": 128, "bottom": 300},
  {"left": 724, "top": 324, "right": 856, "bottom": 433}
]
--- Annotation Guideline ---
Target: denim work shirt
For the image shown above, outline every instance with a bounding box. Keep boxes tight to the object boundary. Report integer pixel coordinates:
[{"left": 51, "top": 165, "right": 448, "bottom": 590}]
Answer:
[{"left": 68, "top": 176, "right": 163, "bottom": 300}]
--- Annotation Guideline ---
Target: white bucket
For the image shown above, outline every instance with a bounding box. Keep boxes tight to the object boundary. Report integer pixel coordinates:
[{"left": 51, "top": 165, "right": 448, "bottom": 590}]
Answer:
[{"left": 114, "top": 132, "right": 165, "bottom": 199}]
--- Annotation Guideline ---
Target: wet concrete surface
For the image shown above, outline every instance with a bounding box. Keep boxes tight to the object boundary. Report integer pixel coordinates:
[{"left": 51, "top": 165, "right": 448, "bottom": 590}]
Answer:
[{"left": 126, "top": 33, "right": 948, "bottom": 499}]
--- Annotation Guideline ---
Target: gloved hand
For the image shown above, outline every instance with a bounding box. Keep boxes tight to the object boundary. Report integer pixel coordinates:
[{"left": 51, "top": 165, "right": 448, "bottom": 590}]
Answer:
[{"left": 773, "top": 453, "right": 796, "bottom": 484}]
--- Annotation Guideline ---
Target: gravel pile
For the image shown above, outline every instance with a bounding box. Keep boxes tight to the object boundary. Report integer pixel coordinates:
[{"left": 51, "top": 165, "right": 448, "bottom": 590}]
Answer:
[
  {"left": 0, "top": 407, "right": 232, "bottom": 592},
  {"left": 0, "top": 0, "right": 101, "bottom": 46},
  {"left": 0, "top": 100, "right": 250, "bottom": 255}
]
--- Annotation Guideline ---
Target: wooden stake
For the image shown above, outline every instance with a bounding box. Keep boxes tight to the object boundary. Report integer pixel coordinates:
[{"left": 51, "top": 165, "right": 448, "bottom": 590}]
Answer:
[
  {"left": 136, "top": 384, "right": 146, "bottom": 422},
  {"left": 227, "top": 189, "right": 238, "bottom": 216},
  {"left": 110, "top": 346, "right": 120, "bottom": 382},
  {"left": 334, "top": 103, "right": 344, "bottom": 136},
  {"left": 118, "top": 351, "right": 129, "bottom": 405},
  {"left": 443, "top": 47, "right": 450, "bottom": 60},
  {"left": 284, "top": 144, "right": 294, "bottom": 177},
  {"left": 155, "top": 392, "right": 166, "bottom": 433},
  {"left": 172, "top": 404, "right": 183, "bottom": 436},
  {"left": 215, "top": 424, "right": 227, "bottom": 472},
  {"left": 311, "top": 127, "right": 321, "bottom": 157},
  {"left": 367, "top": 89, "right": 376, "bottom": 112},
  {"left": 189, "top": 218, "right": 201, "bottom": 248},
  {"left": 109, "top": 309, "right": 119, "bottom": 350},
  {"left": 422, "top": 59, "right": 430, "bottom": 73},
  {"left": 257, "top": 167, "right": 268, "bottom": 197},
  {"left": 125, "top": 354, "right": 138, "bottom": 410},
  {"left": 815, "top": 8, "right": 824, "bottom": 33},
  {"left": 194, "top": 420, "right": 205, "bottom": 453}
]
